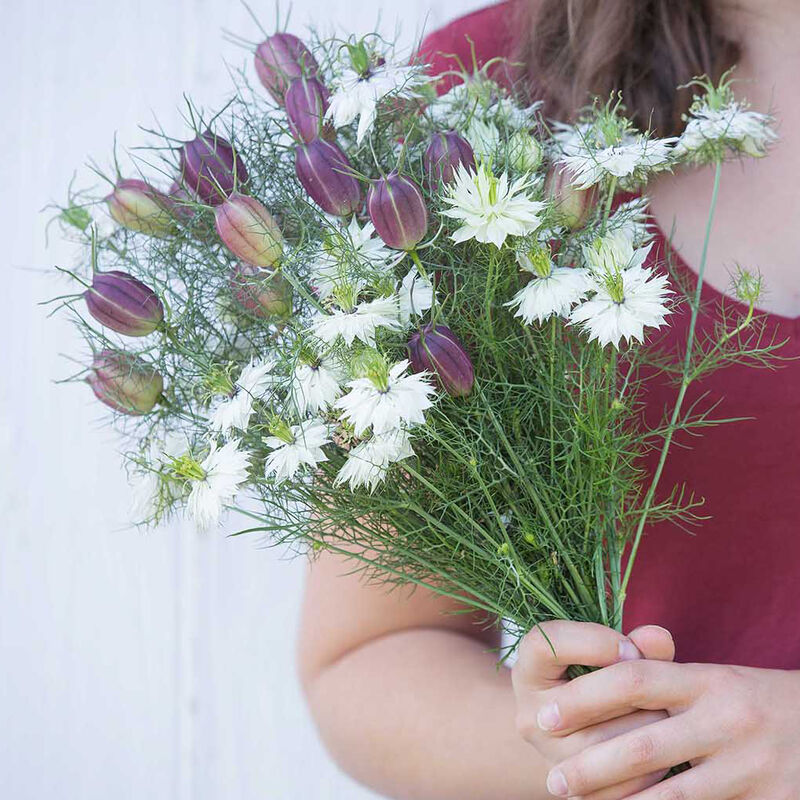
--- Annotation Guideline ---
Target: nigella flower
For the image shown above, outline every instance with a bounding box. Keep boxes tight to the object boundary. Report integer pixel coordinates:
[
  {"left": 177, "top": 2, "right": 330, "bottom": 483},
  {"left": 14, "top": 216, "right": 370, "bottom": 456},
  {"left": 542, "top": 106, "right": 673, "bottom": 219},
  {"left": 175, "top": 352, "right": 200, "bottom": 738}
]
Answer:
[
  {"left": 326, "top": 61, "right": 427, "bottom": 144},
  {"left": 606, "top": 196, "right": 654, "bottom": 248},
  {"left": 570, "top": 264, "right": 671, "bottom": 349},
  {"left": 313, "top": 217, "right": 397, "bottom": 300},
  {"left": 263, "top": 418, "right": 332, "bottom": 483},
  {"left": 505, "top": 247, "right": 589, "bottom": 325},
  {"left": 334, "top": 428, "right": 415, "bottom": 492},
  {"left": 675, "top": 102, "right": 778, "bottom": 162},
  {"left": 186, "top": 439, "right": 251, "bottom": 529},
  {"left": 397, "top": 265, "right": 434, "bottom": 326},
  {"left": 464, "top": 116, "right": 501, "bottom": 161},
  {"left": 560, "top": 134, "right": 676, "bottom": 190},
  {"left": 129, "top": 430, "right": 191, "bottom": 524},
  {"left": 209, "top": 359, "right": 276, "bottom": 437},
  {"left": 442, "top": 162, "right": 545, "bottom": 249},
  {"left": 309, "top": 294, "right": 402, "bottom": 347},
  {"left": 335, "top": 359, "right": 435, "bottom": 435},
  {"left": 583, "top": 229, "right": 652, "bottom": 276},
  {"left": 290, "top": 355, "right": 345, "bottom": 415}
]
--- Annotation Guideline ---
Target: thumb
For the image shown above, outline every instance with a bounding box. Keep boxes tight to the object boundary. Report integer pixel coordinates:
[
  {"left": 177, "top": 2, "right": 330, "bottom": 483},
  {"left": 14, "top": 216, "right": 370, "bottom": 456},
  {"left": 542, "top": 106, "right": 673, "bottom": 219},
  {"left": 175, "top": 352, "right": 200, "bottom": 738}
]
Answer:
[{"left": 627, "top": 624, "right": 675, "bottom": 662}]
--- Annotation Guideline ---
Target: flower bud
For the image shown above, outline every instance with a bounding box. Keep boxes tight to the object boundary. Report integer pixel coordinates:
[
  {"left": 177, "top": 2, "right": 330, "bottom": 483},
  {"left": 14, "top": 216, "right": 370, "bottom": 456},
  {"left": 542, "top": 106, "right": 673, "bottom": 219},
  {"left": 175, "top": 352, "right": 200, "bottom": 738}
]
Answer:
[
  {"left": 285, "top": 76, "right": 330, "bottom": 143},
  {"left": 255, "top": 33, "right": 319, "bottom": 103},
  {"left": 87, "top": 350, "right": 164, "bottom": 415},
  {"left": 294, "top": 139, "right": 362, "bottom": 217},
  {"left": 544, "top": 166, "right": 598, "bottom": 230},
  {"left": 84, "top": 270, "right": 164, "bottom": 336},
  {"left": 105, "top": 179, "right": 175, "bottom": 237},
  {"left": 509, "top": 131, "right": 543, "bottom": 173},
  {"left": 407, "top": 324, "right": 474, "bottom": 397},
  {"left": 367, "top": 172, "right": 428, "bottom": 251},
  {"left": 180, "top": 132, "right": 248, "bottom": 206},
  {"left": 229, "top": 262, "right": 293, "bottom": 318},
  {"left": 215, "top": 192, "right": 283, "bottom": 267},
  {"left": 424, "top": 131, "right": 476, "bottom": 186}
]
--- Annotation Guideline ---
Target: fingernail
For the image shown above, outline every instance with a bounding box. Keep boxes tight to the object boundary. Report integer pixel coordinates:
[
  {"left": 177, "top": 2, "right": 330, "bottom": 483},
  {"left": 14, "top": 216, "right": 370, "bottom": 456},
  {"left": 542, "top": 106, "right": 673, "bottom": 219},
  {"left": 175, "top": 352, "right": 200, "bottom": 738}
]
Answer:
[
  {"left": 537, "top": 702, "right": 561, "bottom": 731},
  {"left": 649, "top": 625, "right": 674, "bottom": 641},
  {"left": 618, "top": 639, "right": 642, "bottom": 662},
  {"left": 546, "top": 768, "right": 569, "bottom": 797}
]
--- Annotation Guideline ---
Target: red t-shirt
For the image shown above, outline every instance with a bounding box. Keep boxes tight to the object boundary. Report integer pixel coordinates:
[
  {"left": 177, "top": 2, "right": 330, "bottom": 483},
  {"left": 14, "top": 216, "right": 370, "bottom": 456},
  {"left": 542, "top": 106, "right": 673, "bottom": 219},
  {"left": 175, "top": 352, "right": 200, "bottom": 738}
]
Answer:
[{"left": 421, "top": 1, "right": 800, "bottom": 669}]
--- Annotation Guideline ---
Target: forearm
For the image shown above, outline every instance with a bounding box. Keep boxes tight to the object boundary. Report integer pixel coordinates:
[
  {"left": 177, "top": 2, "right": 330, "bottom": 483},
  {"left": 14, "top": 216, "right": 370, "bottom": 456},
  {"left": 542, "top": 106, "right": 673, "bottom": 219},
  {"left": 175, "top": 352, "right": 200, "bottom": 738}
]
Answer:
[{"left": 304, "top": 626, "right": 551, "bottom": 800}]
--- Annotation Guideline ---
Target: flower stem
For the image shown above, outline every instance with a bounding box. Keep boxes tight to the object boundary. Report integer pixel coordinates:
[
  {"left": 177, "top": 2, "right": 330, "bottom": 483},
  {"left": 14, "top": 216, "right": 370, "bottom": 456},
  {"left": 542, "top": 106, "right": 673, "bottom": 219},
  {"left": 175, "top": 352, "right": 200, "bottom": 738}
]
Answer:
[
  {"left": 619, "top": 161, "right": 723, "bottom": 603},
  {"left": 601, "top": 176, "right": 618, "bottom": 234}
]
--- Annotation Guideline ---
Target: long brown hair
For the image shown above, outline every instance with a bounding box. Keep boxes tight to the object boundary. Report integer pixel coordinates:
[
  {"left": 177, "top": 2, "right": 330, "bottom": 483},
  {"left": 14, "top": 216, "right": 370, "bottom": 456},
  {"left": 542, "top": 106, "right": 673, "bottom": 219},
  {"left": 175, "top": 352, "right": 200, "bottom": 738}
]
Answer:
[{"left": 515, "top": 0, "right": 740, "bottom": 135}]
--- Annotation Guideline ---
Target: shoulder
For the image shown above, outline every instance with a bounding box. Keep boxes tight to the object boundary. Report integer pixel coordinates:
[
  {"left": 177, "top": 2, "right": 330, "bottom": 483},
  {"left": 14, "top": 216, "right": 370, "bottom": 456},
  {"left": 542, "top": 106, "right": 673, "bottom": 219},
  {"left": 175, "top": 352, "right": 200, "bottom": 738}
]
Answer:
[{"left": 417, "top": 1, "right": 523, "bottom": 92}]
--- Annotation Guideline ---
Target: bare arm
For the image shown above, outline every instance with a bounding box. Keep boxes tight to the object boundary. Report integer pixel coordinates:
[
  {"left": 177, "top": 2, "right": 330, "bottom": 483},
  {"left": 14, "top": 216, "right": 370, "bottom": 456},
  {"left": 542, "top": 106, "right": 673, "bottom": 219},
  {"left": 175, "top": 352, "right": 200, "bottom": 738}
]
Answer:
[{"left": 297, "top": 549, "right": 552, "bottom": 800}]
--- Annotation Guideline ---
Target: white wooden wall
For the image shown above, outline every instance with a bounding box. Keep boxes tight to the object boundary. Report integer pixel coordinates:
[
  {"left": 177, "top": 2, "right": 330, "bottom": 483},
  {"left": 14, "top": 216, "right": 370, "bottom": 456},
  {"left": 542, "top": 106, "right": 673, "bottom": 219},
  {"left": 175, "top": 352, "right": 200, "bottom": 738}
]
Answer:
[{"left": 0, "top": 1, "right": 485, "bottom": 798}]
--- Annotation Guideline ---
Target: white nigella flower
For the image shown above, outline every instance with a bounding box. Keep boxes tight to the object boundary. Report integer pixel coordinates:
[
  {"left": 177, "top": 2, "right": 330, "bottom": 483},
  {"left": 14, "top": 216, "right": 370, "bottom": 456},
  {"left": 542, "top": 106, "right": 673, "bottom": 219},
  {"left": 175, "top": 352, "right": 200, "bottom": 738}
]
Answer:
[
  {"left": 561, "top": 134, "right": 676, "bottom": 189},
  {"left": 313, "top": 217, "right": 396, "bottom": 300},
  {"left": 583, "top": 230, "right": 652, "bottom": 277},
  {"left": 334, "top": 428, "right": 415, "bottom": 492},
  {"left": 675, "top": 101, "right": 778, "bottom": 161},
  {"left": 427, "top": 83, "right": 470, "bottom": 128},
  {"left": 290, "top": 355, "right": 345, "bottom": 415},
  {"left": 208, "top": 359, "right": 275, "bottom": 437},
  {"left": 551, "top": 120, "right": 595, "bottom": 158},
  {"left": 442, "top": 162, "right": 545, "bottom": 249},
  {"left": 327, "top": 62, "right": 427, "bottom": 144},
  {"left": 335, "top": 359, "right": 436, "bottom": 435},
  {"left": 464, "top": 116, "right": 501, "bottom": 160},
  {"left": 607, "top": 196, "right": 653, "bottom": 247},
  {"left": 494, "top": 97, "right": 543, "bottom": 129},
  {"left": 310, "top": 294, "right": 402, "bottom": 347},
  {"left": 130, "top": 430, "right": 191, "bottom": 524},
  {"left": 570, "top": 239, "right": 671, "bottom": 349},
  {"left": 263, "top": 418, "right": 331, "bottom": 483},
  {"left": 397, "top": 265, "right": 434, "bottom": 326},
  {"left": 505, "top": 248, "right": 589, "bottom": 325},
  {"left": 186, "top": 439, "right": 251, "bottom": 529}
]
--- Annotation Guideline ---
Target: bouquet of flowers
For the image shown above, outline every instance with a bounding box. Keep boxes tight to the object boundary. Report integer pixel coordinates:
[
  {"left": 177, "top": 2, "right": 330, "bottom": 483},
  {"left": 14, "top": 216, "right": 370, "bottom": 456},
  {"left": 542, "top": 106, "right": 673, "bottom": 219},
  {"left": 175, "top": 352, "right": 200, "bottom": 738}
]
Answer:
[{"left": 50, "top": 24, "right": 780, "bottom": 650}]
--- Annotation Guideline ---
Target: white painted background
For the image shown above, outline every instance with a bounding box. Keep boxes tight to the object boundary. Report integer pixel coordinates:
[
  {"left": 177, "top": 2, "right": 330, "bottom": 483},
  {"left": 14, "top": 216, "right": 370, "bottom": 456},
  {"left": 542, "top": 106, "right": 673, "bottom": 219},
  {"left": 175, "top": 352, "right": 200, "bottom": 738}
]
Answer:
[{"left": 0, "top": 1, "right": 486, "bottom": 798}]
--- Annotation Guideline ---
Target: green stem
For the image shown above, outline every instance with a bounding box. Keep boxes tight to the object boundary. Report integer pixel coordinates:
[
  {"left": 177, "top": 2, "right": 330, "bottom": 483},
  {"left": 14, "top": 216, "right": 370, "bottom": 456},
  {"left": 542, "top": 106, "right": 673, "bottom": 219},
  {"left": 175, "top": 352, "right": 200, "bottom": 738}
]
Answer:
[
  {"left": 549, "top": 316, "right": 556, "bottom": 477},
  {"left": 619, "top": 161, "right": 723, "bottom": 600},
  {"left": 605, "top": 348, "right": 622, "bottom": 630},
  {"left": 601, "top": 176, "right": 618, "bottom": 234},
  {"left": 409, "top": 248, "right": 431, "bottom": 284}
]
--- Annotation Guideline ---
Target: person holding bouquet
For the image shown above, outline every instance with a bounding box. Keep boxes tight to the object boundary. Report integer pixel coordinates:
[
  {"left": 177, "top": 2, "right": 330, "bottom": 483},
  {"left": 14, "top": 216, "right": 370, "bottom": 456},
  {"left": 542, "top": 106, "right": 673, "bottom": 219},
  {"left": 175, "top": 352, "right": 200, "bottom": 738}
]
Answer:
[{"left": 298, "top": 1, "right": 800, "bottom": 798}]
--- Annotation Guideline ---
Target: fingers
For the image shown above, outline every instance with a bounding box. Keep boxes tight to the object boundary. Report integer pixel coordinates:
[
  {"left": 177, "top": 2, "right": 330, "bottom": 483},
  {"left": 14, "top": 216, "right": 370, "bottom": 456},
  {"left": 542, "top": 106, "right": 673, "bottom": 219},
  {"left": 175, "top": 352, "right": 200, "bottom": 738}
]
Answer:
[
  {"left": 546, "top": 712, "right": 719, "bottom": 797},
  {"left": 574, "top": 772, "right": 666, "bottom": 800},
  {"left": 602, "top": 761, "right": 740, "bottom": 800},
  {"left": 536, "top": 660, "right": 701, "bottom": 735},
  {"left": 581, "top": 709, "right": 668, "bottom": 748},
  {"left": 627, "top": 625, "right": 675, "bottom": 663},
  {"left": 513, "top": 621, "right": 643, "bottom": 690}
]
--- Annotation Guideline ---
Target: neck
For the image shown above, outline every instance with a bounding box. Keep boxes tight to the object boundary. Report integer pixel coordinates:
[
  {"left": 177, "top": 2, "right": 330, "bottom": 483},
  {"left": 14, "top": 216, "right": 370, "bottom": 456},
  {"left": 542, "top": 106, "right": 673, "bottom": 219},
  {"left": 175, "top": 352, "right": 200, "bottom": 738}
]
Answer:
[{"left": 719, "top": 1, "right": 800, "bottom": 109}]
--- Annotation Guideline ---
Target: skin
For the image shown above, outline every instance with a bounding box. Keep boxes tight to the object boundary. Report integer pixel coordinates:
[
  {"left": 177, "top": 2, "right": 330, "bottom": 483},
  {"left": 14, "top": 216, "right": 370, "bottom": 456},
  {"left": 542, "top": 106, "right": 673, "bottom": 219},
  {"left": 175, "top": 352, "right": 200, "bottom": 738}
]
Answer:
[{"left": 300, "top": 1, "right": 800, "bottom": 797}]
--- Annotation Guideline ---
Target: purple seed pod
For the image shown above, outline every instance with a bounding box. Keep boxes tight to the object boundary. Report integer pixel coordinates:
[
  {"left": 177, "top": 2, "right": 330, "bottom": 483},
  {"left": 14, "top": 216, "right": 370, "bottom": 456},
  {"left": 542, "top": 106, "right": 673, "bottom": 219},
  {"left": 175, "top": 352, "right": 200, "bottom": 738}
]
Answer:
[
  {"left": 87, "top": 350, "right": 164, "bottom": 415},
  {"left": 229, "top": 262, "right": 293, "bottom": 318},
  {"left": 179, "top": 132, "right": 249, "bottom": 206},
  {"left": 294, "top": 139, "right": 362, "bottom": 217},
  {"left": 408, "top": 324, "right": 474, "bottom": 398},
  {"left": 544, "top": 166, "right": 598, "bottom": 230},
  {"left": 214, "top": 192, "right": 284, "bottom": 268},
  {"left": 367, "top": 172, "right": 429, "bottom": 251},
  {"left": 285, "top": 76, "right": 330, "bottom": 143},
  {"left": 254, "top": 33, "right": 319, "bottom": 103},
  {"left": 84, "top": 270, "right": 164, "bottom": 337},
  {"left": 424, "top": 131, "right": 476, "bottom": 186},
  {"left": 105, "top": 178, "right": 175, "bottom": 237}
]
